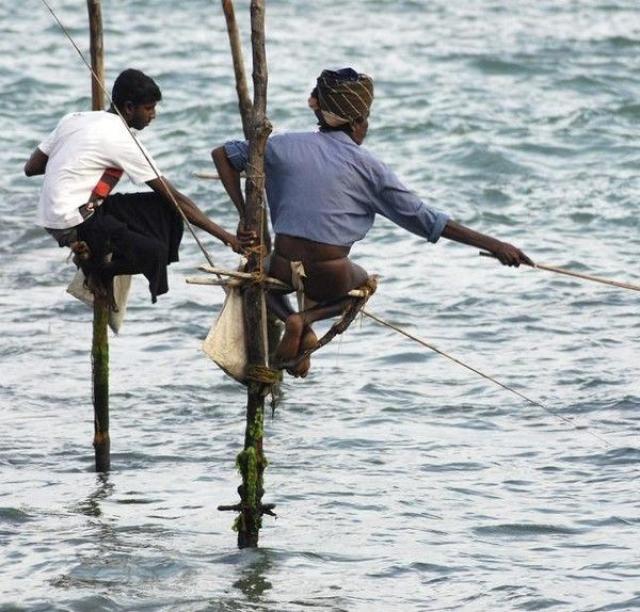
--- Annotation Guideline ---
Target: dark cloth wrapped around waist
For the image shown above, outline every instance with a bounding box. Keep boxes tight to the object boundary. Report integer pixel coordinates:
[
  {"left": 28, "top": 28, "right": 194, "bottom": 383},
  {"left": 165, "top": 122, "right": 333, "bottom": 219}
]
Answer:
[{"left": 48, "top": 191, "right": 183, "bottom": 303}]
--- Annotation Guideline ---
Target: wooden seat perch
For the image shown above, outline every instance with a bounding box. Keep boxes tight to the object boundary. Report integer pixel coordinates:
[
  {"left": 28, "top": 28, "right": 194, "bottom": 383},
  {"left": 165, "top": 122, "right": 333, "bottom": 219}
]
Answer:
[
  {"left": 187, "top": 265, "right": 378, "bottom": 371},
  {"left": 278, "top": 275, "right": 378, "bottom": 371}
]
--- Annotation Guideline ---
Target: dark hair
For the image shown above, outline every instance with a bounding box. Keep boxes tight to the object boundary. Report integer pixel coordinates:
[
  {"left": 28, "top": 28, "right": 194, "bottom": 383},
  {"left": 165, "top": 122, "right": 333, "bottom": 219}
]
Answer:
[{"left": 111, "top": 69, "right": 161, "bottom": 110}]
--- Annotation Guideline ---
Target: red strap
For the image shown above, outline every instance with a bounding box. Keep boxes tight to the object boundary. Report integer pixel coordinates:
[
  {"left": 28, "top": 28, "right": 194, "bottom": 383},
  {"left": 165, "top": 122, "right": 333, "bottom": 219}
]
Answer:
[{"left": 91, "top": 167, "right": 123, "bottom": 200}]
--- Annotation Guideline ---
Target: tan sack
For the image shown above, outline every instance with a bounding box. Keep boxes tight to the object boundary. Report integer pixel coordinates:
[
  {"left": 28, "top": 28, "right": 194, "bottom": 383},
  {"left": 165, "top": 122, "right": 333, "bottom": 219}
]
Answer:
[
  {"left": 202, "top": 285, "right": 247, "bottom": 384},
  {"left": 66, "top": 269, "right": 131, "bottom": 334}
]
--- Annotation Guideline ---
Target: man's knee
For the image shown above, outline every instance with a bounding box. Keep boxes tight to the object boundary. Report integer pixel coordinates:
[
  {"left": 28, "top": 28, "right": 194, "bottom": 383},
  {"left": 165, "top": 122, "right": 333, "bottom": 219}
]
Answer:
[{"left": 349, "top": 263, "right": 369, "bottom": 288}]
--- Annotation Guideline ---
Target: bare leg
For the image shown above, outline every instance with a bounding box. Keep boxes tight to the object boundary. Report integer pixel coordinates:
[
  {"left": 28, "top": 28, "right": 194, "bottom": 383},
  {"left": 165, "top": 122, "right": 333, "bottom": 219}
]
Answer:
[
  {"left": 295, "top": 326, "right": 318, "bottom": 378},
  {"left": 265, "top": 255, "right": 314, "bottom": 377},
  {"left": 267, "top": 252, "right": 369, "bottom": 377},
  {"left": 274, "top": 295, "right": 356, "bottom": 374},
  {"left": 266, "top": 290, "right": 295, "bottom": 323},
  {"left": 267, "top": 291, "right": 319, "bottom": 377}
]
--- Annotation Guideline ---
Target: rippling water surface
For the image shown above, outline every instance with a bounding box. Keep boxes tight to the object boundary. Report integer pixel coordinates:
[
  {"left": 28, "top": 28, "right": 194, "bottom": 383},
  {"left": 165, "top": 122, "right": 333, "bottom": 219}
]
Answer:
[{"left": 1, "top": 1, "right": 640, "bottom": 610}]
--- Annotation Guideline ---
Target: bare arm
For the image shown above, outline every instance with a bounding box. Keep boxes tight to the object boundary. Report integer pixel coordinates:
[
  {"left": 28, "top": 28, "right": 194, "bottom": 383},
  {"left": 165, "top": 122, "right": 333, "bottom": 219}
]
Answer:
[
  {"left": 24, "top": 148, "right": 49, "bottom": 176},
  {"left": 441, "top": 219, "right": 533, "bottom": 267},
  {"left": 211, "top": 146, "right": 245, "bottom": 223},
  {"left": 211, "top": 145, "right": 265, "bottom": 249},
  {"left": 146, "top": 177, "right": 241, "bottom": 252}
]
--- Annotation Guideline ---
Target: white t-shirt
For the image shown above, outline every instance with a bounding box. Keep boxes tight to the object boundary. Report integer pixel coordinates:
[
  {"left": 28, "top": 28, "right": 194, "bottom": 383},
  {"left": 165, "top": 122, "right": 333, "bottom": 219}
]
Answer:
[{"left": 37, "top": 111, "right": 161, "bottom": 229}]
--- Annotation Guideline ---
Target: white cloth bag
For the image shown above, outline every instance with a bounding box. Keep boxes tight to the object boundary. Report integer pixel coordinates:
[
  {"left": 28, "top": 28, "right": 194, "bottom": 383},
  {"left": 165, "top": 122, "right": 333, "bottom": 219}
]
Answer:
[
  {"left": 66, "top": 269, "right": 131, "bottom": 334},
  {"left": 202, "top": 285, "right": 248, "bottom": 384}
]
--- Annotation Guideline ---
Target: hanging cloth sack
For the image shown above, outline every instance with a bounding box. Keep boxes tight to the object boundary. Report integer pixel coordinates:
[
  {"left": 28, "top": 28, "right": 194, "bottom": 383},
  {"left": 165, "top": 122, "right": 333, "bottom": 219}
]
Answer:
[
  {"left": 202, "top": 284, "right": 248, "bottom": 384},
  {"left": 66, "top": 268, "right": 132, "bottom": 334}
]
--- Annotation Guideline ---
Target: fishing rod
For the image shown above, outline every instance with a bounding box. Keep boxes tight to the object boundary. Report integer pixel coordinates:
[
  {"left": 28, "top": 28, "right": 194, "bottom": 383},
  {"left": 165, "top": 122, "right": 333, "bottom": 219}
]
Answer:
[
  {"left": 480, "top": 251, "right": 640, "bottom": 292},
  {"left": 39, "top": 0, "right": 216, "bottom": 267},
  {"left": 362, "top": 308, "right": 612, "bottom": 448}
]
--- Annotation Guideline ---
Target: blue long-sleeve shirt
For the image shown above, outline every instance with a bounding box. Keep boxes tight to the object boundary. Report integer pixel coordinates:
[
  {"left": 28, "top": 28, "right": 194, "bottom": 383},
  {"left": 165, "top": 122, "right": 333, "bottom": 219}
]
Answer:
[{"left": 224, "top": 130, "right": 449, "bottom": 248}]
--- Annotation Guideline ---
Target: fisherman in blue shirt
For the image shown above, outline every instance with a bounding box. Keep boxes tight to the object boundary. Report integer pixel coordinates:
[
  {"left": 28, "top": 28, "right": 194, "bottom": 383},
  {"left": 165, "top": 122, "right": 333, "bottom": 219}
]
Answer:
[{"left": 212, "top": 68, "right": 532, "bottom": 377}]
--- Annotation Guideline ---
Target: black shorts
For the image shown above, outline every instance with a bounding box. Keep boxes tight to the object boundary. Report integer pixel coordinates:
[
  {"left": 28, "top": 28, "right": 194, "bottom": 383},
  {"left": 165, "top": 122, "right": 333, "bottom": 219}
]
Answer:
[{"left": 76, "top": 192, "right": 183, "bottom": 303}]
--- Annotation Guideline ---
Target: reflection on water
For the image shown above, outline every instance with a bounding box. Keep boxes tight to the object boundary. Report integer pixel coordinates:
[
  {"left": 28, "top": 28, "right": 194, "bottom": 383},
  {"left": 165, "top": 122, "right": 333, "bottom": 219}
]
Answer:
[
  {"left": 74, "top": 473, "right": 115, "bottom": 518},
  {"left": 232, "top": 549, "right": 273, "bottom": 605}
]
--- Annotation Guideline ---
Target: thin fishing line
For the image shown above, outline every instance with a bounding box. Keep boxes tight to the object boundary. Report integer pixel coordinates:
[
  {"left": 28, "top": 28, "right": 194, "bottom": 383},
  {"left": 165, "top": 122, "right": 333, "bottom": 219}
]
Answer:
[
  {"left": 39, "top": 0, "right": 216, "bottom": 267},
  {"left": 479, "top": 251, "right": 640, "bottom": 293},
  {"left": 362, "top": 308, "right": 612, "bottom": 448}
]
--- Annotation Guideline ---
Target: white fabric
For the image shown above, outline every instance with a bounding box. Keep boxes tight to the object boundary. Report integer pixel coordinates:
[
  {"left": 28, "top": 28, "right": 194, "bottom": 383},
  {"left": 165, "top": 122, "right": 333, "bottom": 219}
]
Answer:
[
  {"left": 288, "top": 260, "right": 317, "bottom": 310},
  {"left": 202, "top": 287, "right": 248, "bottom": 384},
  {"left": 66, "top": 269, "right": 132, "bottom": 334},
  {"left": 37, "top": 111, "right": 161, "bottom": 229}
]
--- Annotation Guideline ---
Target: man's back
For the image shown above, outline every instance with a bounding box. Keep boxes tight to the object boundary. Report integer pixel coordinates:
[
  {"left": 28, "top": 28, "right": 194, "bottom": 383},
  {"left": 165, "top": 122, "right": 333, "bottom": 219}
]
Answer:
[
  {"left": 38, "top": 111, "right": 157, "bottom": 229},
  {"left": 227, "top": 130, "right": 384, "bottom": 247},
  {"left": 224, "top": 129, "right": 448, "bottom": 247}
]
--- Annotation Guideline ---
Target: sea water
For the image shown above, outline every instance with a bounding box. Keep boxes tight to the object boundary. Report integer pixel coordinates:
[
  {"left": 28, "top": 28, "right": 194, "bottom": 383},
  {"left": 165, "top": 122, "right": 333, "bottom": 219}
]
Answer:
[{"left": 1, "top": 1, "right": 639, "bottom": 610}]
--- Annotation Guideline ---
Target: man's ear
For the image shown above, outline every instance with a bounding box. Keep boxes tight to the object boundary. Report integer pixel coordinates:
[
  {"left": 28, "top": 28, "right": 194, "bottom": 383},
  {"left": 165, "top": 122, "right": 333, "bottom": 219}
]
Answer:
[{"left": 122, "top": 100, "right": 135, "bottom": 119}]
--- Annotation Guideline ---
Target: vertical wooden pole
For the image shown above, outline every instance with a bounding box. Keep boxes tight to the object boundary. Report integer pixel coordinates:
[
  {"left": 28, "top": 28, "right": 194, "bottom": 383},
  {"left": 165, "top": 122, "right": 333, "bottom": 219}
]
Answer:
[
  {"left": 236, "top": 0, "right": 271, "bottom": 549},
  {"left": 87, "top": 0, "right": 105, "bottom": 112},
  {"left": 87, "top": 0, "right": 110, "bottom": 472},
  {"left": 221, "top": 0, "right": 253, "bottom": 140},
  {"left": 92, "top": 298, "right": 110, "bottom": 471}
]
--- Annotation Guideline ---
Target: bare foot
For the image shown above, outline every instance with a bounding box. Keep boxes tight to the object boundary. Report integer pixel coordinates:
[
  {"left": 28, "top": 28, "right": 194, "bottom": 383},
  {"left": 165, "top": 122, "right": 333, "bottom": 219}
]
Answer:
[
  {"left": 70, "top": 240, "right": 91, "bottom": 262},
  {"left": 274, "top": 314, "right": 305, "bottom": 366},
  {"left": 289, "top": 327, "right": 318, "bottom": 378}
]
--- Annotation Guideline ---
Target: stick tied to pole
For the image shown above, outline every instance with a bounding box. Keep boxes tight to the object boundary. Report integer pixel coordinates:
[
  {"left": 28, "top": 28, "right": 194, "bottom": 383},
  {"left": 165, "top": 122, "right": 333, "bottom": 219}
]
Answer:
[{"left": 221, "top": 0, "right": 253, "bottom": 140}]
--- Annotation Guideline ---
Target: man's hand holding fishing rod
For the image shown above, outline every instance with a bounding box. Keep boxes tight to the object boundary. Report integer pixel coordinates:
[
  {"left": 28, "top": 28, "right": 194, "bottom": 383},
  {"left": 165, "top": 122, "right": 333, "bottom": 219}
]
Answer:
[
  {"left": 441, "top": 220, "right": 533, "bottom": 267},
  {"left": 213, "top": 67, "right": 534, "bottom": 377}
]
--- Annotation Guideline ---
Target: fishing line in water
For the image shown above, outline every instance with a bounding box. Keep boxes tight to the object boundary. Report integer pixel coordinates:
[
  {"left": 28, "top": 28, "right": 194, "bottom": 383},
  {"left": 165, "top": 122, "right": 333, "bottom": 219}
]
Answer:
[
  {"left": 361, "top": 308, "right": 612, "bottom": 448},
  {"left": 38, "top": 0, "right": 217, "bottom": 267}
]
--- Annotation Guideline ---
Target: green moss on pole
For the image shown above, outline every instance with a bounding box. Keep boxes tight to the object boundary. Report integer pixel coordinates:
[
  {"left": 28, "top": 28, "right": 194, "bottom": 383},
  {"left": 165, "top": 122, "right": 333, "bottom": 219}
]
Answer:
[
  {"left": 87, "top": 0, "right": 110, "bottom": 472},
  {"left": 234, "top": 0, "right": 272, "bottom": 549},
  {"left": 92, "top": 296, "right": 110, "bottom": 471}
]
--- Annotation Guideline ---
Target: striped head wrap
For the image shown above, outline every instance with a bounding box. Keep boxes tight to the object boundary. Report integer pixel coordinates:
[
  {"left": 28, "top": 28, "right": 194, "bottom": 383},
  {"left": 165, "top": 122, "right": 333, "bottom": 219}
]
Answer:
[{"left": 309, "top": 68, "right": 374, "bottom": 128}]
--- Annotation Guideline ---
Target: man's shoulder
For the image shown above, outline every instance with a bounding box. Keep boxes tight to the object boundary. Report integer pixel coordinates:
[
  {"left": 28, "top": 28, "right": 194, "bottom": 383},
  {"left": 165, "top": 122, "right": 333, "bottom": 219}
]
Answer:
[
  {"left": 54, "top": 110, "right": 120, "bottom": 135},
  {"left": 267, "top": 131, "right": 318, "bottom": 157},
  {"left": 89, "top": 112, "right": 138, "bottom": 147},
  {"left": 53, "top": 111, "right": 140, "bottom": 160},
  {"left": 269, "top": 130, "right": 349, "bottom": 154},
  {"left": 58, "top": 110, "right": 109, "bottom": 124}
]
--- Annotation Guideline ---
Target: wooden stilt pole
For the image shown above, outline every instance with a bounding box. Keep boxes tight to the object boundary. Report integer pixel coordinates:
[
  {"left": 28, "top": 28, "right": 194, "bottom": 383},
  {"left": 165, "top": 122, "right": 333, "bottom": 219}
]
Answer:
[
  {"left": 218, "top": 0, "right": 277, "bottom": 547},
  {"left": 236, "top": 0, "right": 271, "bottom": 548},
  {"left": 221, "top": 0, "right": 272, "bottom": 254},
  {"left": 92, "top": 297, "right": 110, "bottom": 471},
  {"left": 87, "top": 0, "right": 110, "bottom": 472},
  {"left": 221, "top": 0, "right": 253, "bottom": 140},
  {"left": 87, "top": 0, "right": 105, "bottom": 114}
]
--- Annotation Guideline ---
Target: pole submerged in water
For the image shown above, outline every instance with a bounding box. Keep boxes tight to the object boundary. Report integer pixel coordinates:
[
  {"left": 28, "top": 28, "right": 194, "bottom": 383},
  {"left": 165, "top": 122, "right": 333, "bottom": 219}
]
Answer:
[
  {"left": 87, "top": 0, "right": 110, "bottom": 472},
  {"left": 237, "top": 0, "right": 272, "bottom": 549},
  {"left": 217, "top": 0, "right": 273, "bottom": 548}
]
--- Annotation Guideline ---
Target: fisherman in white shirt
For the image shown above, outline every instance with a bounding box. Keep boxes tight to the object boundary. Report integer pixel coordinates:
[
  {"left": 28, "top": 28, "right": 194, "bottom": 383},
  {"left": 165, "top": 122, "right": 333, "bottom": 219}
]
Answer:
[{"left": 25, "top": 68, "right": 251, "bottom": 303}]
